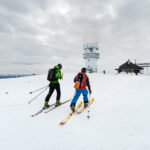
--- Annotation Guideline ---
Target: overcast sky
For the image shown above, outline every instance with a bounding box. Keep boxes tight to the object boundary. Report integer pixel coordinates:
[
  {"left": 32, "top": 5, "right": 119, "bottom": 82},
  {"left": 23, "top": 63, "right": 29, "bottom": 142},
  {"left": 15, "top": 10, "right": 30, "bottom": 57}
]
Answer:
[{"left": 0, "top": 0, "right": 150, "bottom": 74}]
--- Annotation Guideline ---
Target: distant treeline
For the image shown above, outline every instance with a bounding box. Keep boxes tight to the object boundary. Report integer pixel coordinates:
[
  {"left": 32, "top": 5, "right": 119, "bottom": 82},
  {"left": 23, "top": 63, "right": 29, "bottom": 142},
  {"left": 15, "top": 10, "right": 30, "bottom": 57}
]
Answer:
[{"left": 0, "top": 74, "right": 34, "bottom": 79}]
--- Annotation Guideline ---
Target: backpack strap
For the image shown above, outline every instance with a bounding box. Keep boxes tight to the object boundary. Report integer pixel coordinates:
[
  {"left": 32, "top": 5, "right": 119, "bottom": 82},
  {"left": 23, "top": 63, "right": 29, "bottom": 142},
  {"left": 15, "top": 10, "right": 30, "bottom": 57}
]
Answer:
[{"left": 81, "top": 74, "right": 88, "bottom": 88}]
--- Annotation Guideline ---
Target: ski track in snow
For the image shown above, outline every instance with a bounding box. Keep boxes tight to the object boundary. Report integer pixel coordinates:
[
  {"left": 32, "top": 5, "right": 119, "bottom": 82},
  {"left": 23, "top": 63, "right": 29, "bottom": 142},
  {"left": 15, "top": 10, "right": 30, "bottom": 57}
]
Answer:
[{"left": 0, "top": 74, "right": 150, "bottom": 150}]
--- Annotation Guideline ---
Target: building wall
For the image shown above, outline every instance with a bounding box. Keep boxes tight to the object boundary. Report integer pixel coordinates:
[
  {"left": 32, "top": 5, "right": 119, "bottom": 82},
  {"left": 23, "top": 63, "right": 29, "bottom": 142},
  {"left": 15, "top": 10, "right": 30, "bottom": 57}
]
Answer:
[{"left": 85, "top": 58, "right": 98, "bottom": 73}]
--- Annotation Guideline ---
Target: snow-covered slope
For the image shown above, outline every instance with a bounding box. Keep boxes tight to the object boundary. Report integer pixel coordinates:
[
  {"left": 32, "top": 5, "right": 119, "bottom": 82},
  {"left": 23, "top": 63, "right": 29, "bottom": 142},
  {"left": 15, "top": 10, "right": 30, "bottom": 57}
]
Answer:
[{"left": 0, "top": 74, "right": 150, "bottom": 150}]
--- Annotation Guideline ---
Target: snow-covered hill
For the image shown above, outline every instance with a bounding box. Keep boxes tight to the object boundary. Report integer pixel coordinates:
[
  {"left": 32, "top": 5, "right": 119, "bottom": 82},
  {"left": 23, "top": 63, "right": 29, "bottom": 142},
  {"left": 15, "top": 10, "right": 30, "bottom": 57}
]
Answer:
[{"left": 0, "top": 74, "right": 150, "bottom": 150}]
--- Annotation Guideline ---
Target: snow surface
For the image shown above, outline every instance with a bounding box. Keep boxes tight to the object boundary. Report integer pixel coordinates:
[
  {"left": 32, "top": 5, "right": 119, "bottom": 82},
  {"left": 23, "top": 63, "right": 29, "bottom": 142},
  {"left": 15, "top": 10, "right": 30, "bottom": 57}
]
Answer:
[{"left": 0, "top": 73, "right": 150, "bottom": 150}]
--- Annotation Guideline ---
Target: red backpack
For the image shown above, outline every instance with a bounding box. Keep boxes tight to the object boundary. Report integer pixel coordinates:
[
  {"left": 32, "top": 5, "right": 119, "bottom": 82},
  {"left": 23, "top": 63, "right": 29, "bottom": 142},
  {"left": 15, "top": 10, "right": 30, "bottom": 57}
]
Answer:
[{"left": 74, "top": 72, "right": 88, "bottom": 89}]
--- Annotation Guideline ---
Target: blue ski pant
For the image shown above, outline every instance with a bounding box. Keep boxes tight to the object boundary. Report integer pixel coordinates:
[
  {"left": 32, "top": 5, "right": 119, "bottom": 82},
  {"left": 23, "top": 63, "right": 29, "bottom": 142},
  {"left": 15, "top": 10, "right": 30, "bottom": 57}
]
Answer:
[{"left": 71, "top": 88, "right": 88, "bottom": 105}]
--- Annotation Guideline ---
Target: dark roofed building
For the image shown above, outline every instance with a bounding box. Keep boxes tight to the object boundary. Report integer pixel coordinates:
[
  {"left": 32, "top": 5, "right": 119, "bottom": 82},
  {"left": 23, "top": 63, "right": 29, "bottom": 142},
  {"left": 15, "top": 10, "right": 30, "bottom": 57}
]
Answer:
[{"left": 115, "top": 59, "right": 144, "bottom": 75}]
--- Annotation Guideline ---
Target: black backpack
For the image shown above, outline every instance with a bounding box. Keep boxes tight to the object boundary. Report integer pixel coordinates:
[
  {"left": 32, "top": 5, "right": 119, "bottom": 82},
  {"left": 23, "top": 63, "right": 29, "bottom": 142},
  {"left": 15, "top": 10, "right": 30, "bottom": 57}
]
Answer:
[
  {"left": 76, "top": 73, "right": 84, "bottom": 82},
  {"left": 47, "top": 68, "right": 56, "bottom": 81}
]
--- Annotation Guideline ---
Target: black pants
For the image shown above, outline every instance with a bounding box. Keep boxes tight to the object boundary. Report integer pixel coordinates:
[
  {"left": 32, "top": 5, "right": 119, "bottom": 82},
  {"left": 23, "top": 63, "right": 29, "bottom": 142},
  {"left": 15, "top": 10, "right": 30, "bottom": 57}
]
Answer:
[{"left": 45, "top": 83, "right": 61, "bottom": 102}]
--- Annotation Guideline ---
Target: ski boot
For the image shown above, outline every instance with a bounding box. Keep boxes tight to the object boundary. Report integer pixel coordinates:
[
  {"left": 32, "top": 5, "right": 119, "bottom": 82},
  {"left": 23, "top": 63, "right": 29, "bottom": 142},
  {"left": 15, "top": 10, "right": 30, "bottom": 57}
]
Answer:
[
  {"left": 55, "top": 100, "right": 61, "bottom": 107},
  {"left": 43, "top": 101, "right": 50, "bottom": 109},
  {"left": 70, "top": 103, "right": 76, "bottom": 112},
  {"left": 84, "top": 101, "right": 89, "bottom": 108}
]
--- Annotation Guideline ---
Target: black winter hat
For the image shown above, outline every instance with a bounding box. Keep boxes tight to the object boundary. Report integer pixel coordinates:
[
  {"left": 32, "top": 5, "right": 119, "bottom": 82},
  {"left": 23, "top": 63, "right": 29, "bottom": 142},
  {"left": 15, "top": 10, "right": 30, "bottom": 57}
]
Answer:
[
  {"left": 81, "top": 67, "right": 86, "bottom": 73},
  {"left": 57, "top": 64, "right": 62, "bottom": 69}
]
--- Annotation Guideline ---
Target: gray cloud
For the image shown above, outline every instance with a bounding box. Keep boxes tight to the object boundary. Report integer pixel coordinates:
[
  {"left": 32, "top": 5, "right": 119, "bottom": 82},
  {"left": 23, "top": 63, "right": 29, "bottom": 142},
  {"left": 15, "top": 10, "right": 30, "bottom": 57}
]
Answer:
[{"left": 0, "top": 0, "right": 150, "bottom": 74}]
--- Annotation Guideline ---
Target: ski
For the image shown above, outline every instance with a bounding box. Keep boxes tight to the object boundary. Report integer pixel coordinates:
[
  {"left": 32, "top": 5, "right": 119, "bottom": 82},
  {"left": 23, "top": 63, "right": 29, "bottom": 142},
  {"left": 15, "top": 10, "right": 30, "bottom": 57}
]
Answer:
[
  {"left": 59, "top": 101, "right": 83, "bottom": 125},
  {"left": 31, "top": 109, "right": 43, "bottom": 117},
  {"left": 31, "top": 107, "right": 49, "bottom": 117},
  {"left": 45, "top": 99, "right": 71, "bottom": 113},
  {"left": 77, "top": 98, "right": 94, "bottom": 114},
  {"left": 31, "top": 99, "right": 70, "bottom": 117}
]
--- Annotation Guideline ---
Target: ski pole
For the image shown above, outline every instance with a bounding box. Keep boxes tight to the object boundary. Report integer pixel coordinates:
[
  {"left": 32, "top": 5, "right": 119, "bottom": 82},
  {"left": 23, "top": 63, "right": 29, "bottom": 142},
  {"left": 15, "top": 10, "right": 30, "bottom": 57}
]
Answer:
[
  {"left": 29, "top": 85, "right": 49, "bottom": 94},
  {"left": 28, "top": 87, "right": 48, "bottom": 104},
  {"left": 87, "top": 93, "right": 91, "bottom": 119}
]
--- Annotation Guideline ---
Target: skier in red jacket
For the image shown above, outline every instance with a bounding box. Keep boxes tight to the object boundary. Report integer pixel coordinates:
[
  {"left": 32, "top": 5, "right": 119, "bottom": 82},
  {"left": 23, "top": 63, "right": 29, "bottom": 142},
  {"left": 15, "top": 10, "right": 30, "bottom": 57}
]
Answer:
[{"left": 70, "top": 68, "right": 92, "bottom": 112}]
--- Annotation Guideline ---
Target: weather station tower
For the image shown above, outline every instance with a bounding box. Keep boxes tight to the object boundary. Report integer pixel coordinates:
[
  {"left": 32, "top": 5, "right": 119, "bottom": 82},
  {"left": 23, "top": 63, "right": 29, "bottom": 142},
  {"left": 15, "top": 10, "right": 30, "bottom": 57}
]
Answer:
[{"left": 83, "top": 31, "right": 100, "bottom": 73}]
